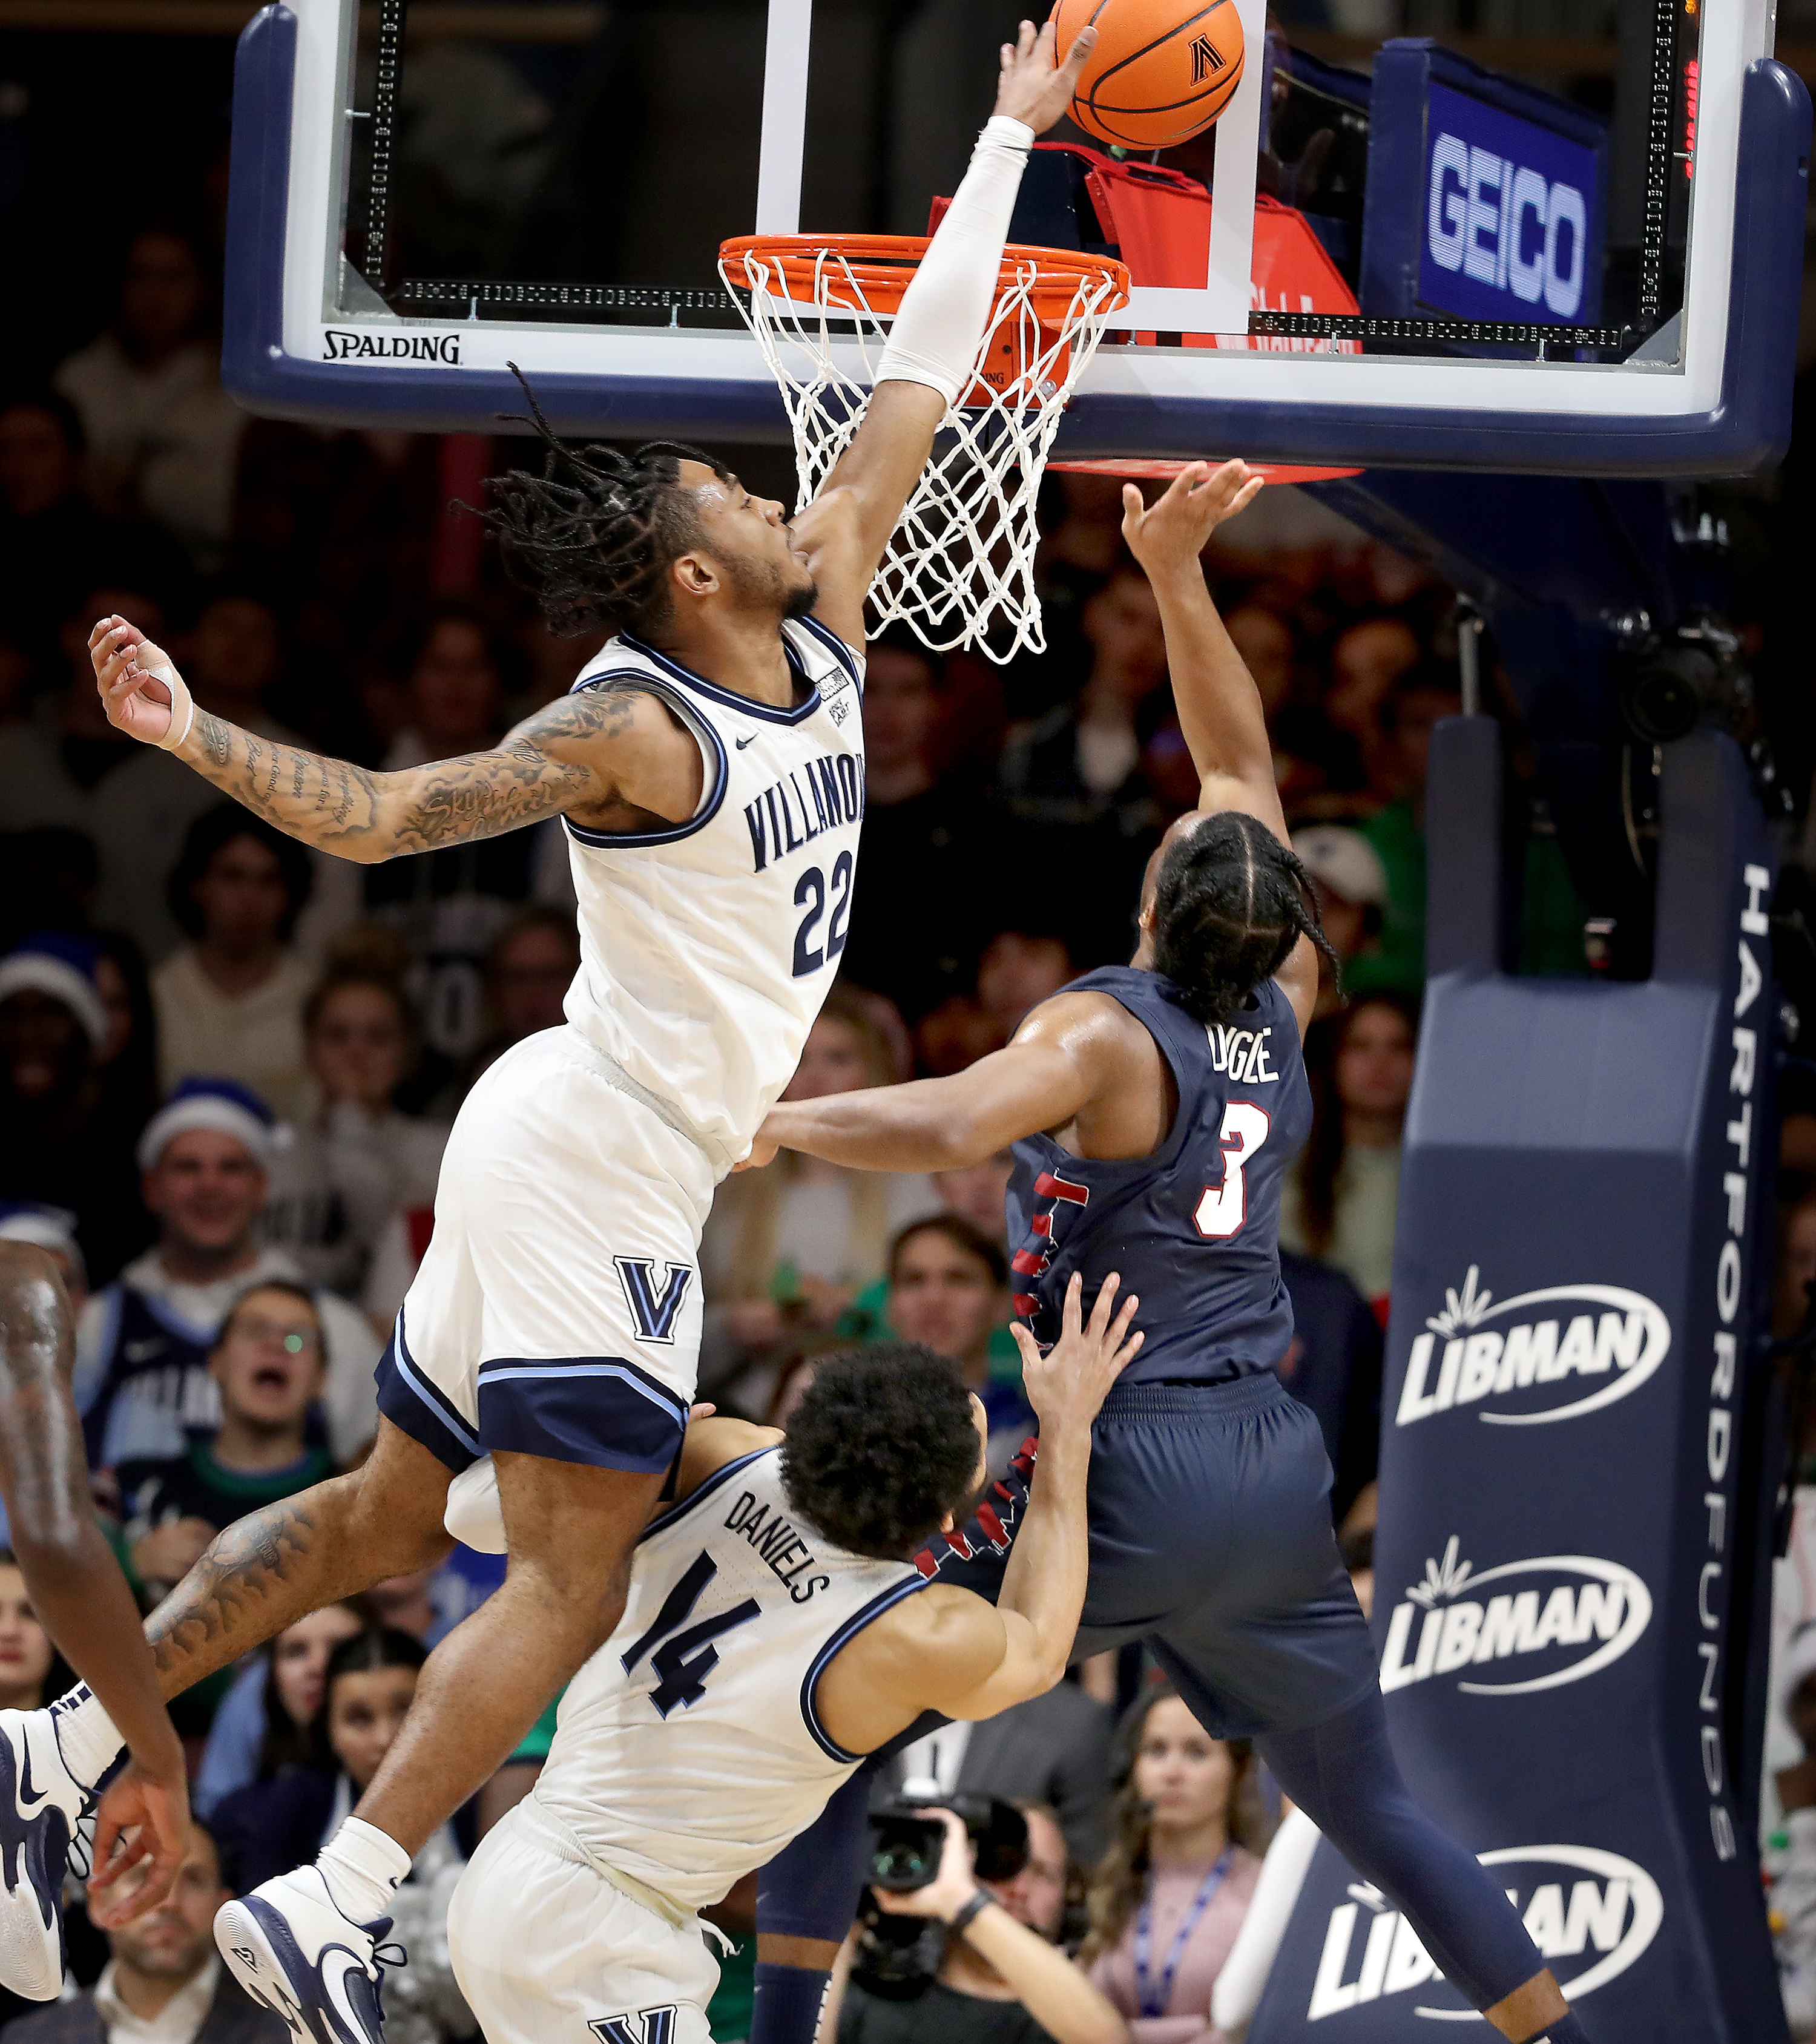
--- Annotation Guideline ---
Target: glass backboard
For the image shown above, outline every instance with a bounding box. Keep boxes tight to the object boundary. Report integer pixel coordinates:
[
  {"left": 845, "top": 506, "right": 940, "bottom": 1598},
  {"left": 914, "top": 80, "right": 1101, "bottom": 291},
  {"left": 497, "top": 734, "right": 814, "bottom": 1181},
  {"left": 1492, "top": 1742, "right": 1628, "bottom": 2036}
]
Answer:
[{"left": 223, "top": 0, "right": 1809, "bottom": 476}]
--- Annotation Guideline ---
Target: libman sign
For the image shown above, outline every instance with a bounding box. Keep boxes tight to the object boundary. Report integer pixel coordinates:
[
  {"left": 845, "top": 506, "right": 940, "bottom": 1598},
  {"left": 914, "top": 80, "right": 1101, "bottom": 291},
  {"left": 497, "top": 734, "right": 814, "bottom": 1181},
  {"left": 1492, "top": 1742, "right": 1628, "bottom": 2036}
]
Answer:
[
  {"left": 1394, "top": 1267, "right": 1671, "bottom": 1428},
  {"left": 1378, "top": 1537, "right": 1652, "bottom": 1697},
  {"left": 1306, "top": 1844, "right": 1664, "bottom": 2023}
]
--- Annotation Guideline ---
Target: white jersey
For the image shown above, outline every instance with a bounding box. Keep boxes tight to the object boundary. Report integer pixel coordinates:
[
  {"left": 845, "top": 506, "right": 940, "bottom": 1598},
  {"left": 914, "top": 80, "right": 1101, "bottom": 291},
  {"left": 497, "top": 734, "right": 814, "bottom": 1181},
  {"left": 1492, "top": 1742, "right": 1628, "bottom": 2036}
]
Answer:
[
  {"left": 533, "top": 1444, "right": 921, "bottom": 1910},
  {"left": 562, "top": 617, "right": 865, "bottom": 1166}
]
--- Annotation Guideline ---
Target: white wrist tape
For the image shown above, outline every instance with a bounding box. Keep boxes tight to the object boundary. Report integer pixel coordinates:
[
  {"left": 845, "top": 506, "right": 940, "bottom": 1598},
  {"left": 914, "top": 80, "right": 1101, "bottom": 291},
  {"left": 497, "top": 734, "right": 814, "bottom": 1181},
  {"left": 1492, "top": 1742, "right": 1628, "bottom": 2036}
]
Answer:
[
  {"left": 876, "top": 114, "right": 1035, "bottom": 407},
  {"left": 139, "top": 643, "right": 196, "bottom": 752}
]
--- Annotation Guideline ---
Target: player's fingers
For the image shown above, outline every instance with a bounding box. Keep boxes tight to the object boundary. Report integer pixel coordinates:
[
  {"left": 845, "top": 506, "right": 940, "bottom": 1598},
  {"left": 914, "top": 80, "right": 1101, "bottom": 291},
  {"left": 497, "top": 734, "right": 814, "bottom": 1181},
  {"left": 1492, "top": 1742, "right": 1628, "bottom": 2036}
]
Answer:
[
  {"left": 1101, "top": 1293, "right": 1138, "bottom": 1359},
  {"left": 1232, "top": 475, "right": 1265, "bottom": 513},
  {"left": 1112, "top": 1327, "right": 1145, "bottom": 1370},
  {"left": 1061, "top": 1267, "right": 1085, "bottom": 1339},
  {"left": 1086, "top": 1270, "right": 1122, "bottom": 1336},
  {"left": 105, "top": 1845, "right": 180, "bottom": 1925},
  {"left": 1008, "top": 1319, "right": 1041, "bottom": 1369},
  {"left": 1018, "top": 19, "right": 1037, "bottom": 57},
  {"left": 91, "top": 1805, "right": 127, "bottom": 1884},
  {"left": 1058, "top": 22, "right": 1096, "bottom": 77}
]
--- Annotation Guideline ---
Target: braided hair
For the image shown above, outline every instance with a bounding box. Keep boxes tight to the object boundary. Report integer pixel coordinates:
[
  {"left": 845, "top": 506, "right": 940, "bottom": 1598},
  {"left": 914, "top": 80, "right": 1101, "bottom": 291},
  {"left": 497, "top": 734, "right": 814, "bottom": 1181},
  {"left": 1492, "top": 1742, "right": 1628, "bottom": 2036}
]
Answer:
[
  {"left": 1150, "top": 810, "right": 1340, "bottom": 1024},
  {"left": 469, "top": 368, "right": 729, "bottom": 639}
]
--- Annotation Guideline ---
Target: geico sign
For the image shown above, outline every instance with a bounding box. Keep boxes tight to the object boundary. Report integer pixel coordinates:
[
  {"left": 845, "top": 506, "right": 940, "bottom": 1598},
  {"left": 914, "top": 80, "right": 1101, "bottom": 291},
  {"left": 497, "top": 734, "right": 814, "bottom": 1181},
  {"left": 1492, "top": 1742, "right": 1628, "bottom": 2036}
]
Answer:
[
  {"left": 1426, "top": 133, "right": 1590, "bottom": 318},
  {"left": 1395, "top": 1265, "right": 1670, "bottom": 1428},
  {"left": 1308, "top": 1844, "right": 1663, "bottom": 2022},
  {"left": 1378, "top": 1537, "right": 1650, "bottom": 1697}
]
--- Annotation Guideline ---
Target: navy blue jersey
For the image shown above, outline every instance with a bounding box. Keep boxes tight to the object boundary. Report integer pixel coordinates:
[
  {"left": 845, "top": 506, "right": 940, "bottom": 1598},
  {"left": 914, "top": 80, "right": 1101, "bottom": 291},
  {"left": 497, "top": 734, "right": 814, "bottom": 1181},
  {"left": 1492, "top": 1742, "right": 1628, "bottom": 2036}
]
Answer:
[{"left": 1005, "top": 967, "right": 1313, "bottom": 1384}]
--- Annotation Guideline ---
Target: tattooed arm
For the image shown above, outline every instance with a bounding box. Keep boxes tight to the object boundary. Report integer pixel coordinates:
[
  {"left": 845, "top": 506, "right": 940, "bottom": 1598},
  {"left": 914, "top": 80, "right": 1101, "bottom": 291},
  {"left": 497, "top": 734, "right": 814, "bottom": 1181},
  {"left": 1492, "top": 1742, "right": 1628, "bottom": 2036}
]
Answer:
[
  {"left": 0, "top": 1245, "right": 188, "bottom": 1922},
  {"left": 89, "top": 617, "right": 703, "bottom": 862}
]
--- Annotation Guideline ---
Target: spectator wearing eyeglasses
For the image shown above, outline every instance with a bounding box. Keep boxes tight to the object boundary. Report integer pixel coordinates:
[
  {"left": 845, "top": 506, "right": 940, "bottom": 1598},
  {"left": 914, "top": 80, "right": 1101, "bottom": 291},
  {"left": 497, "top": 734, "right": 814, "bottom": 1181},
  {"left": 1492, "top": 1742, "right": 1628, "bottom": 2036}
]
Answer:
[
  {"left": 74, "top": 1077, "right": 379, "bottom": 1473},
  {"left": 114, "top": 1280, "right": 334, "bottom": 1602}
]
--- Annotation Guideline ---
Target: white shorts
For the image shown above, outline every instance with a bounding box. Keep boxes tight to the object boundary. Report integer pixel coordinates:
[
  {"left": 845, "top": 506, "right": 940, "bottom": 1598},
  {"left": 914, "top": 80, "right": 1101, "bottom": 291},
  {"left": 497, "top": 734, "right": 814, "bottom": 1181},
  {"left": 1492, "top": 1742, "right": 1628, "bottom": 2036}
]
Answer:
[
  {"left": 377, "top": 1027, "right": 716, "bottom": 1475},
  {"left": 448, "top": 1802, "right": 720, "bottom": 2044}
]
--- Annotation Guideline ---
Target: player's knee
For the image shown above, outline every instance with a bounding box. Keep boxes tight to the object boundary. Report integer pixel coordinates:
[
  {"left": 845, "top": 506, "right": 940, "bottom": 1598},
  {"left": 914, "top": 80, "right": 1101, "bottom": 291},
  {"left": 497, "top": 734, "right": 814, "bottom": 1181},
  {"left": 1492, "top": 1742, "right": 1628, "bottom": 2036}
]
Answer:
[
  {"left": 0, "top": 1241, "right": 63, "bottom": 1325},
  {"left": 510, "top": 1536, "right": 634, "bottom": 1642}
]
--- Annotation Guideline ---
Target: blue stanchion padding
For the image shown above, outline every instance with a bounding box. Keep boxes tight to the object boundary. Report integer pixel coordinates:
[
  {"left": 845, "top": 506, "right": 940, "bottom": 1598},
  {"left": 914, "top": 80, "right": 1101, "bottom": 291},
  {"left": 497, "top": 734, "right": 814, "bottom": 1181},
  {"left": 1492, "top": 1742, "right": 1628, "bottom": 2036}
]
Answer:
[{"left": 1247, "top": 721, "right": 1788, "bottom": 2043}]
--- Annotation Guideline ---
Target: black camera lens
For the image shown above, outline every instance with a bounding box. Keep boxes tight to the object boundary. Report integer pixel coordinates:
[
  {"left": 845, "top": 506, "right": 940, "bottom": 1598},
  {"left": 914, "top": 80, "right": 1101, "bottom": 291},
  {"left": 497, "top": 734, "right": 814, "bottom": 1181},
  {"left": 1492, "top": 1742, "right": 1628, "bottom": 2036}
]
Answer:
[{"left": 869, "top": 1815, "right": 948, "bottom": 1891}]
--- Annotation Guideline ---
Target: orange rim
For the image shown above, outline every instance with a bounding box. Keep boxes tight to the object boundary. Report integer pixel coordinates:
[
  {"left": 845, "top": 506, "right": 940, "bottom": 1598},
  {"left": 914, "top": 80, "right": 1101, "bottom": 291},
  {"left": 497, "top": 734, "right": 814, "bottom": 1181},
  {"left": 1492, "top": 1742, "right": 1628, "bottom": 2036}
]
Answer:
[{"left": 720, "top": 234, "right": 1130, "bottom": 324}]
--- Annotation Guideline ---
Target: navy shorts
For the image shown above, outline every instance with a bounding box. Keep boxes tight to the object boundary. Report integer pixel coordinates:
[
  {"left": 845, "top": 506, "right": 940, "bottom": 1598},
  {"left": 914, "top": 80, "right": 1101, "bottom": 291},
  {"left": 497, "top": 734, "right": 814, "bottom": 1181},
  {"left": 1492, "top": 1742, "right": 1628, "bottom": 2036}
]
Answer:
[{"left": 921, "top": 1373, "right": 1377, "bottom": 1740}]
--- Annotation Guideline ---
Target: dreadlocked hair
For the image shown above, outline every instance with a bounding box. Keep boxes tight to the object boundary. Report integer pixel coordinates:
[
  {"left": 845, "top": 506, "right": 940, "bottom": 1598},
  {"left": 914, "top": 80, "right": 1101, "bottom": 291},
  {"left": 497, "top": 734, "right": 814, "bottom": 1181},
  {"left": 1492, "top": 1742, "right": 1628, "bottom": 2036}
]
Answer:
[
  {"left": 465, "top": 366, "right": 728, "bottom": 639},
  {"left": 1150, "top": 810, "right": 1341, "bottom": 1024}
]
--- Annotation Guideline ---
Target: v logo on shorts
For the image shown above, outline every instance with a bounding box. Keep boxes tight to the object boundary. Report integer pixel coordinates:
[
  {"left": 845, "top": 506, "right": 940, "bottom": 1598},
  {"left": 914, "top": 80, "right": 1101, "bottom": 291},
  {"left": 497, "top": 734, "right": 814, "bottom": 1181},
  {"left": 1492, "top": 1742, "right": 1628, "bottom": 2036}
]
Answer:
[
  {"left": 614, "top": 1257, "right": 696, "bottom": 1345},
  {"left": 589, "top": 2006, "right": 677, "bottom": 2044}
]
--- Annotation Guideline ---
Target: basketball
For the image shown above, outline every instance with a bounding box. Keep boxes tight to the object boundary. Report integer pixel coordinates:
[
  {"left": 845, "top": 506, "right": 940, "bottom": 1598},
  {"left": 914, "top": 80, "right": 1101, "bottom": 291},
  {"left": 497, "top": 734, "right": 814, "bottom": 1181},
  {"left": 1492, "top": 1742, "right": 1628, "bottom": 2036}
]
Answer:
[{"left": 1050, "top": 0, "right": 1246, "bottom": 151}]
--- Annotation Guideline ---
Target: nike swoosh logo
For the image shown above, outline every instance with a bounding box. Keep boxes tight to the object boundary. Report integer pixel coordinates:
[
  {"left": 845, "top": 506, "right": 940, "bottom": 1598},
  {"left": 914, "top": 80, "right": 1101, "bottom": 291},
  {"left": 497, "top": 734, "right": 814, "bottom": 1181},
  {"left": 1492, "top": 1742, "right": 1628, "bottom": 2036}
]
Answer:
[
  {"left": 321, "top": 1945, "right": 375, "bottom": 2043},
  {"left": 735, "top": 735, "right": 756, "bottom": 749},
  {"left": 17, "top": 1743, "right": 50, "bottom": 1814}
]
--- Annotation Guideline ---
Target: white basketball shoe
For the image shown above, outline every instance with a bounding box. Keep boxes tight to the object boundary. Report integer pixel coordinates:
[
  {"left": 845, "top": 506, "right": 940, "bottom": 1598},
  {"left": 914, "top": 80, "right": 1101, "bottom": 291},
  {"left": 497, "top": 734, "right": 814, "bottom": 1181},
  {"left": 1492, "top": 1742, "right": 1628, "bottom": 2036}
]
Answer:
[
  {"left": 0, "top": 1706, "right": 90, "bottom": 1999},
  {"left": 217, "top": 1866, "right": 404, "bottom": 2044}
]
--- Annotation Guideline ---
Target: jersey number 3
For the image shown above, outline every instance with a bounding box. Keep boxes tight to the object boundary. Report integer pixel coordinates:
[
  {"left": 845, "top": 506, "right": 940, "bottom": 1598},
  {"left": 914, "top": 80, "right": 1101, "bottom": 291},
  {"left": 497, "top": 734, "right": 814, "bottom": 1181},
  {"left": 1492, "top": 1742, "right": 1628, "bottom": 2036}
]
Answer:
[{"left": 1193, "top": 1103, "right": 1271, "bottom": 1240}]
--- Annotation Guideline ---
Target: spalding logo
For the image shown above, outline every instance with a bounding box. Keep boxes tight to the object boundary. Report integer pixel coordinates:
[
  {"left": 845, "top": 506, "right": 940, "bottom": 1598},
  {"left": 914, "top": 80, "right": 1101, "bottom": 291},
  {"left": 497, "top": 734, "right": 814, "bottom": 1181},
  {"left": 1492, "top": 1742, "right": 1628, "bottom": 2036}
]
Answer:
[
  {"left": 1306, "top": 1843, "right": 1662, "bottom": 2021},
  {"left": 1378, "top": 1537, "right": 1651, "bottom": 1697},
  {"left": 1395, "top": 1265, "right": 1670, "bottom": 1428}
]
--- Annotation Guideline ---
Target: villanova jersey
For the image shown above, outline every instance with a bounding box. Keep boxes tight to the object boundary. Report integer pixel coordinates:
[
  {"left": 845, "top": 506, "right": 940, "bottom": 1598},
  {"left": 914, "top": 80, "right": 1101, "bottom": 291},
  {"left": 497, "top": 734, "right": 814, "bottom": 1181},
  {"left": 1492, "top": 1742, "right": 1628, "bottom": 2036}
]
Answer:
[
  {"left": 562, "top": 616, "right": 864, "bottom": 1164},
  {"left": 1006, "top": 967, "right": 1313, "bottom": 1384},
  {"left": 533, "top": 1444, "right": 920, "bottom": 1910}
]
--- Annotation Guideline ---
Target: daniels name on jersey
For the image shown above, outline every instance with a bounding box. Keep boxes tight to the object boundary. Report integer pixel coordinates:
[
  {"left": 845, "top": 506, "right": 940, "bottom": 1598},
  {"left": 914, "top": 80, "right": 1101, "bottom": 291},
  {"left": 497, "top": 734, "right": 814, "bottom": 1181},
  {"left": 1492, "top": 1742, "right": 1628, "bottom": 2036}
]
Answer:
[
  {"left": 533, "top": 1445, "right": 920, "bottom": 1911},
  {"left": 560, "top": 616, "right": 865, "bottom": 1164}
]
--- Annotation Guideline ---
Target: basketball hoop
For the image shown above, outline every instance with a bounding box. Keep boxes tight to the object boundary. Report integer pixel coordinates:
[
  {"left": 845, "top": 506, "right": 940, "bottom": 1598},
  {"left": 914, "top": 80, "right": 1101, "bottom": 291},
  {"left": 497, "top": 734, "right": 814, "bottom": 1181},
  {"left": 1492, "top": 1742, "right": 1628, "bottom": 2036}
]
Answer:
[{"left": 720, "top": 235, "right": 1130, "bottom": 663}]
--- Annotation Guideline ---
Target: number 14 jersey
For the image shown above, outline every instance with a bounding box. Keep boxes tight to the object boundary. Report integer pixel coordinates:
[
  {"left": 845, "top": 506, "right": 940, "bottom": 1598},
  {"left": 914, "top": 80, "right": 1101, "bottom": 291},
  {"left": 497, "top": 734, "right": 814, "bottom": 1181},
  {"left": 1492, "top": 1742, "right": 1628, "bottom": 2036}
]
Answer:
[
  {"left": 1005, "top": 967, "right": 1314, "bottom": 1385},
  {"left": 533, "top": 1445, "right": 921, "bottom": 1910}
]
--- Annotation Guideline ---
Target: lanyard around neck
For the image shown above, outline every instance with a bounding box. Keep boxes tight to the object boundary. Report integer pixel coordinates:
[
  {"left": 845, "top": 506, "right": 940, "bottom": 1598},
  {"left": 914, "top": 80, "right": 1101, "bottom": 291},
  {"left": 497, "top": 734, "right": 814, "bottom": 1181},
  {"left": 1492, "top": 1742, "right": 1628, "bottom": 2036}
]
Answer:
[{"left": 1133, "top": 1848, "right": 1234, "bottom": 2019}]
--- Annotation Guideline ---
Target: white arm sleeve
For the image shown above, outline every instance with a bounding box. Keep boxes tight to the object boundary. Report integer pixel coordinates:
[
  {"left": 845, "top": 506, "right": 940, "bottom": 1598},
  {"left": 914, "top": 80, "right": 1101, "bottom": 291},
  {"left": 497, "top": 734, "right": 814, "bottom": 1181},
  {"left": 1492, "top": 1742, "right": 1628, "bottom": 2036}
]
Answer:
[{"left": 874, "top": 113, "right": 1035, "bottom": 406}]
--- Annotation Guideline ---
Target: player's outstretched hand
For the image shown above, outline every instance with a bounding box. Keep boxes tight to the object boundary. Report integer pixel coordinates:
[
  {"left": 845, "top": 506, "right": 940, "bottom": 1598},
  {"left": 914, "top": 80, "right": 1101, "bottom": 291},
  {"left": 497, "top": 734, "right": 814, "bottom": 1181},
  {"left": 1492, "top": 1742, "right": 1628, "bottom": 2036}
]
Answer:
[
  {"left": 1120, "top": 459, "right": 1264, "bottom": 576},
  {"left": 993, "top": 18, "right": 1097, "bottom": 137},
  {"left": 87, "top": 1753, "right": 191, "bottom": 1928},
  {"left": 1012, "top": 1270, "right": 1140, "bottom": 1437},
  {"left": 88, "top": 614, "right": 185, "bottom": 746}
]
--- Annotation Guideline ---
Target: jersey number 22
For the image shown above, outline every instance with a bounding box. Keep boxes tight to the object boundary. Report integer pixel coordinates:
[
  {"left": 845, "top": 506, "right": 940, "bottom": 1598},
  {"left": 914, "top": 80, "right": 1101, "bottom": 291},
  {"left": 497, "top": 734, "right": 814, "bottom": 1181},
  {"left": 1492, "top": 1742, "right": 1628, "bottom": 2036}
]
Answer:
[{"left": 1193, "top": 1103, "right": 1271, "bottom": 1240}]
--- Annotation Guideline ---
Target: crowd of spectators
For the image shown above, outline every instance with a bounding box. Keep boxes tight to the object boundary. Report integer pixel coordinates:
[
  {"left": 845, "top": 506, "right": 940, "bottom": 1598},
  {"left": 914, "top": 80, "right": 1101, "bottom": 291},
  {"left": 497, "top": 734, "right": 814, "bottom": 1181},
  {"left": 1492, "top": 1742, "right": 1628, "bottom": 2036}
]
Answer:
[
  {"left": 16, "top": 193, "right": 1816, "bottom": 2044},
  {"left": 0, "top": 207, "right": 1498, "bottom": 2044}
]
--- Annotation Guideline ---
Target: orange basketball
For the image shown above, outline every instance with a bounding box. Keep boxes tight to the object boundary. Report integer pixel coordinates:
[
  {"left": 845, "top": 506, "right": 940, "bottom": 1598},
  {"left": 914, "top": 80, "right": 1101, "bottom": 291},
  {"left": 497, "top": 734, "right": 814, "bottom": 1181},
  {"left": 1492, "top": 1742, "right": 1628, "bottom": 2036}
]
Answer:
[{"left": 1050, "top": 0, "right": 1245, "bottom": 152}]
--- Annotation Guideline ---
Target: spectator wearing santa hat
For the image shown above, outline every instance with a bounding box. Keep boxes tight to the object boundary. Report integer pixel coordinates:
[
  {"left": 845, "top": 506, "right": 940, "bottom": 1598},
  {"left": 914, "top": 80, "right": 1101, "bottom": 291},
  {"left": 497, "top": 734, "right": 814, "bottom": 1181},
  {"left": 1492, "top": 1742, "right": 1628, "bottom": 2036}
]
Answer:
[
  {"left": 73, "top": 1076, "right": 380, "bottom": 1474},
  {"left": 0, "top": 931, "right": 151, "bottom": 1284}
]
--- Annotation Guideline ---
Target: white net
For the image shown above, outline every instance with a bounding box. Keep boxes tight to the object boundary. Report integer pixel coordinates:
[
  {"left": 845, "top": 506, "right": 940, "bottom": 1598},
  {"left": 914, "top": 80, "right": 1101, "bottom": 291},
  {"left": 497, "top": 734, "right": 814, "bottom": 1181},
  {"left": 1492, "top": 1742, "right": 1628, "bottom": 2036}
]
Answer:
[{"left": 720, "top": 238, "right": 1127, "bottom": 664}]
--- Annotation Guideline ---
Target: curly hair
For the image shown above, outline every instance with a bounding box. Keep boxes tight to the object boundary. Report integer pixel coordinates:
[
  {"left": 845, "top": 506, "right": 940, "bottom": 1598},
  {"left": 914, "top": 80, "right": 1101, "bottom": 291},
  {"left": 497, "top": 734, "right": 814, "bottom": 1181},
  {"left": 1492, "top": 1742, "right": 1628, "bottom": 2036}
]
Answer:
[
  {"left": 1150, "top": 810, "right": 1340, "bottom": 1024},
  {"left": 466, "top": 369, "right": 729, "bottom": 640},
  {"left": 780, "top": 1344, "right": 982, "bottom": 1560},
  {"left": 1079, "top": 1683, "right": 1271, "bottom": 1967}
]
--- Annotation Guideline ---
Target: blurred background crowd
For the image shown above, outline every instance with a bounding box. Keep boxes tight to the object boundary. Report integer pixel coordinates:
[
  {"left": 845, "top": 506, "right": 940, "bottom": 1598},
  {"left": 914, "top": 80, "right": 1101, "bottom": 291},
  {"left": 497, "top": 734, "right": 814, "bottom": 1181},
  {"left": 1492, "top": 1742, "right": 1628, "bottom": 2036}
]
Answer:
[{"left": 13, "top": 5, "right": 1816, "bottom": 2041}]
